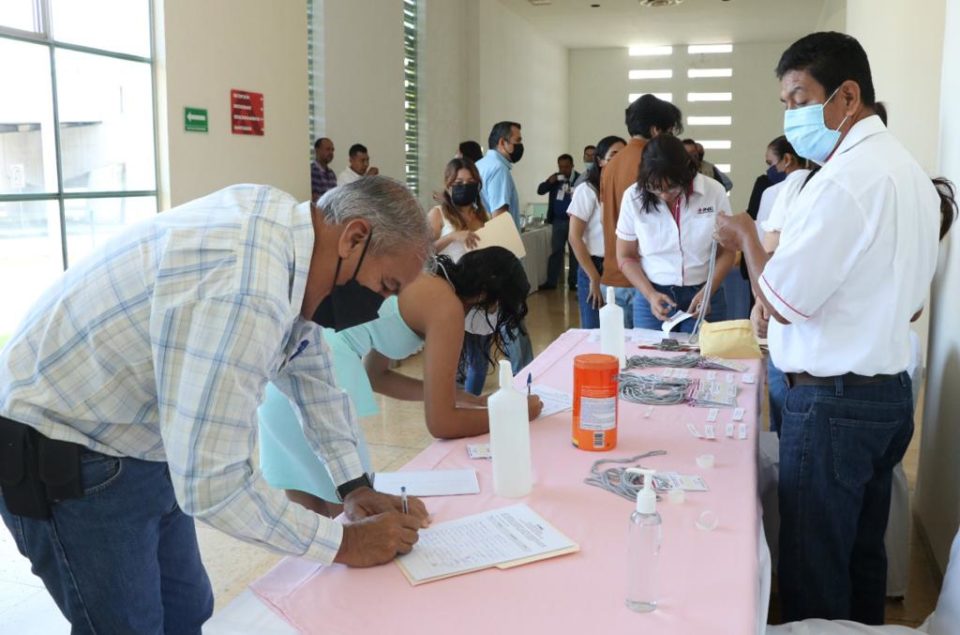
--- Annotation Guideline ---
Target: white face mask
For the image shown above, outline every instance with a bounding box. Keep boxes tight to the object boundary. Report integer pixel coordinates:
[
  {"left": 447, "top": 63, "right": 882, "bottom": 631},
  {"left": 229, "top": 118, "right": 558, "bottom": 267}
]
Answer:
[{"left": 464, "top": 307, "right": 498, "bottom": 335}]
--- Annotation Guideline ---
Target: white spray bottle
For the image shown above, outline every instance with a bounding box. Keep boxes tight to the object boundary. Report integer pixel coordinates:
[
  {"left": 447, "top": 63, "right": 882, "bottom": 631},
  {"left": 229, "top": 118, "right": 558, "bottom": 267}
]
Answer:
[
  {"left": 600, "top": 286, "right": 626, "bottom": 369},
  {"left": 625, "top": 467, "right": 662, "bottom": 612}
]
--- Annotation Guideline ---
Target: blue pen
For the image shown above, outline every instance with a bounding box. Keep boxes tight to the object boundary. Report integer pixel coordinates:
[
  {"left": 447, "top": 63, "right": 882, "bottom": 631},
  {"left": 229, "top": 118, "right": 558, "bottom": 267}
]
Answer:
[{"left": 527, "top": 372, "right": 532, "bottom": 396}]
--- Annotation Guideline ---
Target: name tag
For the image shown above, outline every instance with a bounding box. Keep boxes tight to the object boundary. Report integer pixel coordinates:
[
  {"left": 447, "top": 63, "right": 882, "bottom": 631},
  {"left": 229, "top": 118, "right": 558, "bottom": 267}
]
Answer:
[{"left": 696, "top": 206, "right": 715, "bottom": 215}]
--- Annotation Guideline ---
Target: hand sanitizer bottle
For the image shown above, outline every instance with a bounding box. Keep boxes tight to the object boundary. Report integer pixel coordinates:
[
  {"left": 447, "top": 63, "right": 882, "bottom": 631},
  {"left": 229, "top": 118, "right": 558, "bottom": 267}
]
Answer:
[
  {"left": 487, "top": 360, "right": 532, "bottom": 497},
  {"left": 625, "top": 468, "right": 662, "bottom": 612},
  {"left": 600, "top": 287, "right": 626, "bottom": 369}
]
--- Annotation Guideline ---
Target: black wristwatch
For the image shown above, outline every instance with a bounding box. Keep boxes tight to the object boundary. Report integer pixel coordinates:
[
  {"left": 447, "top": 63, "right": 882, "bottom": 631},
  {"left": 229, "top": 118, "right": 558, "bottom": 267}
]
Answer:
[{"left": 336, "top": 473, "right": 373, "bottom": 502}]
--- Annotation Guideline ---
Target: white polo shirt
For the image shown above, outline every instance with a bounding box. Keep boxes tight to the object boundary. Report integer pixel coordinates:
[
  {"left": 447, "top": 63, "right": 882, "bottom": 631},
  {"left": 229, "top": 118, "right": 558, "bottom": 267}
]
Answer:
[
  {"left": 567, "top": 182, "right": 605, "bottom": 257},
  {"left": 615, "top": 173, "right": 731, "bottom": 286},
  {"left": 759, "top": 116, "right": 940, "bottom": 377},
  {"left": 338, "top": 168, "right": 363, "bottom": 186}
]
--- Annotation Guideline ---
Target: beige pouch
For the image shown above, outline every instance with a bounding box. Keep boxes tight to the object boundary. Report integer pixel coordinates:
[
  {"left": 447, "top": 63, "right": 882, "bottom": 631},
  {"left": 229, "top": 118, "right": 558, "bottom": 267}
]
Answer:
[{"left": 698, "top": 319, "right": 762, "bottom": 359}]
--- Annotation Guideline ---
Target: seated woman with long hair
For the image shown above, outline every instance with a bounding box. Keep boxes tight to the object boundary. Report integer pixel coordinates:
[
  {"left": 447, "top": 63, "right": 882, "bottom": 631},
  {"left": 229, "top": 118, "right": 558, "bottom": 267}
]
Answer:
[{"left": 258, "top": 247, "right": 543, "bottom": 515}]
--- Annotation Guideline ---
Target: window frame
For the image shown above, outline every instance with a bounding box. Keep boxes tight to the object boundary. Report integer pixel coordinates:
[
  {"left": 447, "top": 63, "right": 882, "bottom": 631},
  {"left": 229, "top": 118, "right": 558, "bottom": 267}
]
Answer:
[{"left": 0, "top": 0, "right": 159, "bottom": 270}]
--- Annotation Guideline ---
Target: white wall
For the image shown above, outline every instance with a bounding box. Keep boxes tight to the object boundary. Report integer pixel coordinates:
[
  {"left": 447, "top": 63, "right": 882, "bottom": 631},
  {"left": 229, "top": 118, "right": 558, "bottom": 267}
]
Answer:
[
  {"left": 321, "top": 0, "right": 406, "bottom": 184},
  {"left": 466, "top": 0, "right": 569, "bottom": 213},
  {"left": 915, "top": 0, "right": 960, "bottom": 573},
  {"left": 154, "top": 0, "right": 309, "bottom": 207},
  {"left": 816, "top": 0, "right": 847, "bottom": 31},
  {"left": 568, "top": 41, "right": 793, "bottom": 212}
]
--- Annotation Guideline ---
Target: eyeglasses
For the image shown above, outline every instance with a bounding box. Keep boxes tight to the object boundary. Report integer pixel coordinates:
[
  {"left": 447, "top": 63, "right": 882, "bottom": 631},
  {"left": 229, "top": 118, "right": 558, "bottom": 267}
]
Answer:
[{"left": 646, "top": 184, "right": 683, "bottom": 196}]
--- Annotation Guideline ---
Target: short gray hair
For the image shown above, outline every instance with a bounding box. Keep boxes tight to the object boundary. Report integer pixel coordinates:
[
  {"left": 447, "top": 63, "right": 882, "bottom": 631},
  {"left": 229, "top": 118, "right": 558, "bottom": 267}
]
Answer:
[{"left": 317, "top": 176, "right": 432, "bottom": 258}]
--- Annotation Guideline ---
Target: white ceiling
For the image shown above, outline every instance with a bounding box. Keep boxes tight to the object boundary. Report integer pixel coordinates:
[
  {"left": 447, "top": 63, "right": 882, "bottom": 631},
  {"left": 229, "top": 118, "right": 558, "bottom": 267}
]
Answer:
[{"left": 499, "top": 0, "right": 831, "bottom": 49}]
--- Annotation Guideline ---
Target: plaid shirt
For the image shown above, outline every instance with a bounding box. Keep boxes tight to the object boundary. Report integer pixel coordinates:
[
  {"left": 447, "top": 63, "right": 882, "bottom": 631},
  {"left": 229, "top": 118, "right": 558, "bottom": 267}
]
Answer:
[
  {"left": 311, "top": 161, "right": 337, "bottom": 197},
  {"left": 0, "top": 185, "right": 363, "bottom": 564}
]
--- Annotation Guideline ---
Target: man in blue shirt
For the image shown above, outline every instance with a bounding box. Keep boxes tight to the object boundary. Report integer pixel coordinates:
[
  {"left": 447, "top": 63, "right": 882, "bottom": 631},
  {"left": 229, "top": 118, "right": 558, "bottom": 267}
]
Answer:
[
  {"left": 476, "top": 121, "right": 533, "bottom": 375},
  {"left": 537, "top": 153, "right": 580, "bottom": 290}
]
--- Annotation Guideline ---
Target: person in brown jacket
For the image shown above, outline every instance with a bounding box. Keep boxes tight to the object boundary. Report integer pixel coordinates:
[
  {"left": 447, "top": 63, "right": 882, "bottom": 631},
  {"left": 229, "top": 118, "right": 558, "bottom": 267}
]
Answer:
[{"left": 599, "top": 94, "right": 683, "bottom": 327}]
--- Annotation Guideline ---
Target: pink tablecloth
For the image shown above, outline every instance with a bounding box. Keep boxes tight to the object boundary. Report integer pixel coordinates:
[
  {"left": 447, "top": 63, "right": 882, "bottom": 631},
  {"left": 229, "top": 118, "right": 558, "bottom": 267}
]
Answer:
[{"left": 251, "top": 329, "right": 764, "bottom": 635}]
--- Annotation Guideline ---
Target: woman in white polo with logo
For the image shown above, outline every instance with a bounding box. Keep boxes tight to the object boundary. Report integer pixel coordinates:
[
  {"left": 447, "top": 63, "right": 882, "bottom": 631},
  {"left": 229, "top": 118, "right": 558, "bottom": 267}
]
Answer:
[{"left": 615, "top": 134, "right": 735, "bottom": 332}]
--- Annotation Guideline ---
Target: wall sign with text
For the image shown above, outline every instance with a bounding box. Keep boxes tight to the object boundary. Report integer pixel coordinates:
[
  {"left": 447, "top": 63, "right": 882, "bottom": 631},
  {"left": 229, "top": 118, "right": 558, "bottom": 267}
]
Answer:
[{"left": 231, "top": 89, "right": 264, "bottom": 136}]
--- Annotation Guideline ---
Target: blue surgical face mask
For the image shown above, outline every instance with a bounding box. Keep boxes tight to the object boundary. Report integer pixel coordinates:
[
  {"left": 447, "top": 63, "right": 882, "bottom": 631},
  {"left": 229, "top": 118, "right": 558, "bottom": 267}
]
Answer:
[
  {"left": 783, "top": 87, "right": 850, "bottom": 165},
  {"left": 766, "top": 164, "right": 787, "bottom": 185}
]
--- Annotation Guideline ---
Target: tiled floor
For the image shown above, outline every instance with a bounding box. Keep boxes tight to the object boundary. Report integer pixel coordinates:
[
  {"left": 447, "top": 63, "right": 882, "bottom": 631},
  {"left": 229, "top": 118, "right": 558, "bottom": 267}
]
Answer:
[{"left": 0, "top": 286, "right": 944, "bottom": 631}]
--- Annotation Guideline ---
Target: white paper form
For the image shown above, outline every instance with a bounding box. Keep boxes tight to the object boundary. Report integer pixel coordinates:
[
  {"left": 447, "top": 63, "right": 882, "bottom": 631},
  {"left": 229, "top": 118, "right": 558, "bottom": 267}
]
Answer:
[
  {"left": 396, "top": 504, "right": 578, "bottom": 585},
  {"left": 468, "top": 213, "right": 526, "bottom": 258},
  {"left": 374, "top": 469, "right": 480, "bottom": 497},
  {"left": 529, "top": 384, "right": 573, "bottom": 418}
]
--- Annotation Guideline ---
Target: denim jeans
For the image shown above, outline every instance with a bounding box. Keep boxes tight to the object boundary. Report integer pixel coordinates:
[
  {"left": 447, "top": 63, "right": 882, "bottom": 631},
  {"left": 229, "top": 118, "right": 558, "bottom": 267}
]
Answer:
[
  {"left": 576, "top": 256, "right": 604, "bottom": 329},
  {"left": 460, "top": 332, "right": 493, "bottom": 395},
  {"left": 599, "top": 285, "right": 636, "bottom": 329},
  {"left": 0, "top": 451, "right": 214, "bottom": 634},
  {"left": 632, "top": 282, "right": 727, "bottom": 333},
  {"left": 768, "top": 359, "right": 787, "bottom": 434},
  {"left": 778, "top": 372, "right": 913, "bottom": 623},
  {"left": 546, "top": 218, "right": 578, "bottom": 288}
]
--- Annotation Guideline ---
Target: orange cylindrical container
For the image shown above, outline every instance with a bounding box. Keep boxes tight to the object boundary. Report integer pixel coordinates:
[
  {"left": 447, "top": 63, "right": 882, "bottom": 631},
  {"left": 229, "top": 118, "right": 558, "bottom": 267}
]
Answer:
[{"left": 572, "top": 353, "right": 619, "bottom": 451}]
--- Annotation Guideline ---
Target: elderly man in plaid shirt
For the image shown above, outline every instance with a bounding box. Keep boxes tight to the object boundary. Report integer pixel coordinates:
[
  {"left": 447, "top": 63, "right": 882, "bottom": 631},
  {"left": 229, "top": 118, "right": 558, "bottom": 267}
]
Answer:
[{"left": 0, "top": 177, "right": 432, "bottom": 634}]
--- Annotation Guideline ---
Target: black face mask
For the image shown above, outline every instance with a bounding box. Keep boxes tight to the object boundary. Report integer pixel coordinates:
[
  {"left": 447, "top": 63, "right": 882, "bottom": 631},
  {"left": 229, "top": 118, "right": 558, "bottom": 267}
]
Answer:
[
  {"left": 451, "top": 182, "right": 480, "bottom": 206},
  {"left": 508, "top": 142, "right": 524, "bottom": 164},
  {"left": 311, "top": 233, "right": 385, "bottom": 332}
]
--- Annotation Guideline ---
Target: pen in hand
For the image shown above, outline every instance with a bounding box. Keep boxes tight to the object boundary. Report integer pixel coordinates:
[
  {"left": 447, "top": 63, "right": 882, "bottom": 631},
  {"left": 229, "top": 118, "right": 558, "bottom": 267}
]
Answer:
[
  {"left": 401, "top": 486, "right": 409, "bottom": 515},
  {"left": 527, "top": 372, "right": 532, "bottom": 397}
]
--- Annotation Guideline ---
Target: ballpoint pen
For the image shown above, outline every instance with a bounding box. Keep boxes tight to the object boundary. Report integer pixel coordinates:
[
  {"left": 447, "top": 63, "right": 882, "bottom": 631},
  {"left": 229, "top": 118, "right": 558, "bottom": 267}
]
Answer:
[
  {"left": 527, "top": 372, "right": 532, "bottom": 397},
  {"left": 401, "top": 485, "right": 409, "bottom": 514}
]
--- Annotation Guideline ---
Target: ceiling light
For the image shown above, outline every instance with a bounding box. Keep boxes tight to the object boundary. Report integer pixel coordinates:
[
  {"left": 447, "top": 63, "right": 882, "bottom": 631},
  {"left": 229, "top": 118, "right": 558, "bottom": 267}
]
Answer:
[{"left": 639, "top": 0, "right": 684, "bottom": 7}]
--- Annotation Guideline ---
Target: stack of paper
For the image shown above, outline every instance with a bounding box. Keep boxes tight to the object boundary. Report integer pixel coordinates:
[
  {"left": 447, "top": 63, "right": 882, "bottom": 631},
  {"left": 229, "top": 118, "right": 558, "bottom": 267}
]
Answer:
[
  {"left": 689, "top": 379, "right": 739, "bottom": 408},
  {"left": 529, "top": 384, "right": 573, "bottom": 418},
  {"left": 395, "top": 504, "right": 579, "bottom": 585}
]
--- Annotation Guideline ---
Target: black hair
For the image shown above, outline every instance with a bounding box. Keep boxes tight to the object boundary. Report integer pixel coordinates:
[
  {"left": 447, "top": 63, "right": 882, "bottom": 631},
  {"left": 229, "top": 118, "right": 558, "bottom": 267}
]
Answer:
[
  {"left": 934, "top": 178, "right": 958, "bottom": 241},
  {"left": 488, "top": 121, "right": 521, "bottom": 150},
  {"left": 775, "top": 31, "right": 876, "bottom": 106},
  {"left": 875, "top": 101, "right": 888, "bottom": 126},
  {"left": 635, "top": 135, "right": 699, "bottom": 213},
  {"left": 767, "top": 135, "right": 807, "bottom": 166},
  {"left": 458, "top": 140, "right": 483, "bottom": 163},
  {"left": 625, "top": 94, "right": 683, "bottom": 139},
  {"left": 583, "top": 145, "right": 596, "bottom": 152},
  {"left": 434, "top": 248, "right": 529, "bottom": 372},
  {"left": 348, "top": 143, "right": 368, "bottom": 158},
  {"left": 587, "top": 135, "right": 627, "bottom": 191},
  {"left": 681, "top": 138, "right": 704, "bottom": 161},
  {"left": 558, "top": 154, "right": 574, "bottom": 165},
  {"left": 314, "top": 137, "right": 330, "bottom": 150}
]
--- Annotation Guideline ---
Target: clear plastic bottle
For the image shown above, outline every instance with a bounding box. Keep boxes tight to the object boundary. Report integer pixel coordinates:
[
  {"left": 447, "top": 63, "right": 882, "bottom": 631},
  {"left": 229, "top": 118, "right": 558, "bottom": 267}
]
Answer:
[
  {"left": 600, "top": 286, "right": 626, "bottom": 369},
  {"left": 625, "top": 468, "right": 662, "bottom": 612},
  {"left": 487, "top": 360, "right": 532, "bottom": 497}
]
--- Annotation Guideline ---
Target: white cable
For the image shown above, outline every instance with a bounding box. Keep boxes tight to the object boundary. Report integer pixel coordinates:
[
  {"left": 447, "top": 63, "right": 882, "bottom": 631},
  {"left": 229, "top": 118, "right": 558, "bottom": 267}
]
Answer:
[
  {"left": 618, "top": 373, "right": 692, "bottom": 405},
  {"left": 584, "top": 451, "right": 668, "bottom": 502},
  {"left": 689, "top": 238, "right": 718, "bottom": 344}
]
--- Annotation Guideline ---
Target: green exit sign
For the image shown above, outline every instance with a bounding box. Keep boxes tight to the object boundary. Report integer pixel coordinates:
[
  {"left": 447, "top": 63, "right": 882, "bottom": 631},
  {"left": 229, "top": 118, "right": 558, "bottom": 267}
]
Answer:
[{"left": 184, "top": 107, "right": 208, "bottom": 132}]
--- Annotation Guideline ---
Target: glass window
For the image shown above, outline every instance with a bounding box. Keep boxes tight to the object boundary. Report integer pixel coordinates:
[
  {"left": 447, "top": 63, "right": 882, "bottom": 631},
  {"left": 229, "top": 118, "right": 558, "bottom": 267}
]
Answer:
[
  {"left": 56, "top": 49, "right": 156, "bottom": 193},
  {"left": 64, "top": 196, "right": 156, "bottom": 265},
  {"left": 0, "top": 200, "right": 64, "bottom": 345},
  {"left": 0, "top": 0, "right": 39, "bottom": 32},
  {"left": 0, "top": 38, "right": 57, "bottom": 195},
  {"left": 50, "top": 0, "right": 151, "bottom": 57}
]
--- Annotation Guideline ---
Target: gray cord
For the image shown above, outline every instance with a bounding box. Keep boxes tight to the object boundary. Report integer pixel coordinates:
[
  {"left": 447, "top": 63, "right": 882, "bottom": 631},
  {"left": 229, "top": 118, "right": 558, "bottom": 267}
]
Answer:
[
  {"left": 689, "top": 238, "right": 718, "bottom": 344},
  {"left": 618, "top": 373, "right": 692, "bottom": 405},
  {"left": 624, "top": 353, "right": 741, "bottom": 372},
  {"left": 584, "top": 451, "right": 668, "bottom": 502}
]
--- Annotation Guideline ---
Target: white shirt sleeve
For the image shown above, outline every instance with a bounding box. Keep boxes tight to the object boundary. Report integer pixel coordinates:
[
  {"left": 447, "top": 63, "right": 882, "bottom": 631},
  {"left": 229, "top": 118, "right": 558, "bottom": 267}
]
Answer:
[
  {"left": 762, "top": 188, "right": 788, "bottom": 233},
  {"left": 615, "top": 186, "right": 640, "bottom": 242},
  {"left": 758, "top": 180, "right": 870, "bottom": 323},
  {"left": 567, "top": 184, "right": 597, "bottom": 223}
]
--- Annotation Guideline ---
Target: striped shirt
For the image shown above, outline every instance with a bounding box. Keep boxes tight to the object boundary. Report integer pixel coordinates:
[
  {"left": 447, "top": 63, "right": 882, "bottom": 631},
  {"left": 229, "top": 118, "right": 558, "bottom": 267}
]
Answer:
[
  {"left": 311, "top": 161, "right": 337, "bottom": 198},
  {"left": 0, "top": 184, "right": 363, "bottom": 564}
]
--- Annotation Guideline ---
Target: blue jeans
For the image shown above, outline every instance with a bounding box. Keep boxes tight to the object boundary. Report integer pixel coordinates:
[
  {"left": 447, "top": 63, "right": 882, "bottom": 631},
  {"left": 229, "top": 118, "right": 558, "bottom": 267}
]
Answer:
[
  {"left": 577, "top": 256, "right": 604, "bottom": 329},
  {"left": 768, "top": 359, "right": 787, "bottom": 434},
  {"left": 632, "top": 282, "right": 727, "bottom": 333},
  {"left": 778, "top": 373, "right": 913, "bottom": 623},
  {"left": 0, "top": 451, "right": 214, "bottom": 634},
  {"left": 461, "top": 333, "right": 493, "bottom": 395},
  {"left": 600, "top": 285, "right": 636, "bottom": 329}
]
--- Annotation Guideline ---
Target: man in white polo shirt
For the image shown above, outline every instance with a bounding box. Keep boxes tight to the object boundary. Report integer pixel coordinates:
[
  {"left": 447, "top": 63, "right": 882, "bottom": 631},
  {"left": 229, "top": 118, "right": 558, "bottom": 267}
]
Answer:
[{"left": 714, "top": 32, "right": 940, "bottom": 624}]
